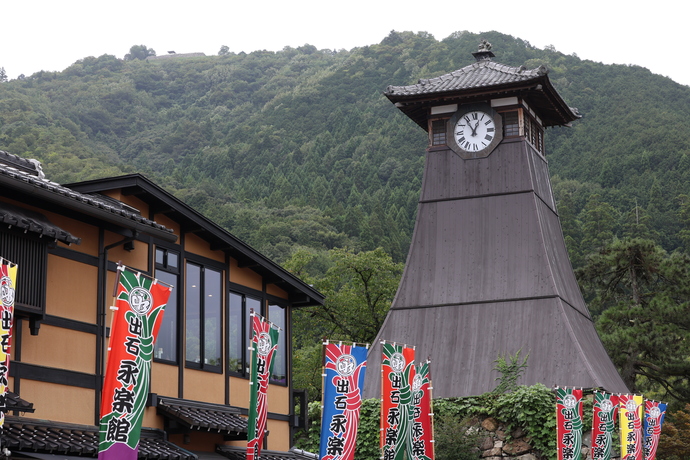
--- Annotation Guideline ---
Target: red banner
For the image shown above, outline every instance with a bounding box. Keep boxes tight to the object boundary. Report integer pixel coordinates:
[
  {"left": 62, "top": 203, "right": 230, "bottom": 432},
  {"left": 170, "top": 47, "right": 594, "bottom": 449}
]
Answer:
[
  {"left": 556, "top": 387, "right": 583, "bottom": 460},
  {"left": 98, "top": 267, "right": 172, "bottom": 460},
  {"left": 246, "top": 311, "right": 279, "bottom": 460},
  {"left": 0, "top": 260, "right": 17, "bottom": 428}
]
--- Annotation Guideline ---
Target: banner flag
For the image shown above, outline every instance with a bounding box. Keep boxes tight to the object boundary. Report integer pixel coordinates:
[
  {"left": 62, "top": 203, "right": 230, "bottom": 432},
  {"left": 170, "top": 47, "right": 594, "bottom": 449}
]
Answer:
[
  {"left": 619, "top": 394, "right": 644, "bottom": 460},
  {"left": 381, "top": 342, "right": 415, "bottom": 460},
  {"left": 591, "top": 391, "right": 618, "bottom": 460},
  {"left": 556, "top": 387, "right": 583, "bottom": 460},
  {"left": 319, "top": 341, "right": 368, "bottom": 460},
  {"left": 0, "top": 259, "right": 17, "bottom": 428},
  {"left": 98, "top": 266, "right": 172, "bottom": 460},
  {"left": 643, "top": 400, "right": 666, "bottom": 460},
  {"left": 246, "top": 311, "right": 280, "bottom": 460},
  {"left": 410, "top": 359, "right": 434, "bottom": 460}
]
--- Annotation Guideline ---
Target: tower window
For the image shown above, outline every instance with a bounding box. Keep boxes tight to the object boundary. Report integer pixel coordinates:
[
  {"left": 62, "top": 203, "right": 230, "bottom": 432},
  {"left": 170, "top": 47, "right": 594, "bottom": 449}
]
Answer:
[
  {"left": 431, "top": 119, "right": 447, "bottom": 145},
  {"left": 502, "top": 111, "right": 520, "bottom": 137}
]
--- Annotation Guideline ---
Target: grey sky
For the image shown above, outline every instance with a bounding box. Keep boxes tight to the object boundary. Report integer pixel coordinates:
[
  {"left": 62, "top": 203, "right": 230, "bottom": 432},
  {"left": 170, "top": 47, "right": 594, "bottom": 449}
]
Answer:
[{"left": 3, "top": 0, "right": 688, "bottom": 86}]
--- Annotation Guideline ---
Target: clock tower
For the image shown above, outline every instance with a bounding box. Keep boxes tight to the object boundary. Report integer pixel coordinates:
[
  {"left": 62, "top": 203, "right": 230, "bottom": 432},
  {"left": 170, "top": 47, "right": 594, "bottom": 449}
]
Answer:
[{"left": 364, "top": 41, "right": 628, "bottom": 398}]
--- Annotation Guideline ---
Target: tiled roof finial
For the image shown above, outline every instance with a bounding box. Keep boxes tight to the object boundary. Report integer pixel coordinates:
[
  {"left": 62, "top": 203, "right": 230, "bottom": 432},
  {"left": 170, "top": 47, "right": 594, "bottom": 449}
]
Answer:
[{"left": 472, "top": 39, "right": 495, "bottom": 61}]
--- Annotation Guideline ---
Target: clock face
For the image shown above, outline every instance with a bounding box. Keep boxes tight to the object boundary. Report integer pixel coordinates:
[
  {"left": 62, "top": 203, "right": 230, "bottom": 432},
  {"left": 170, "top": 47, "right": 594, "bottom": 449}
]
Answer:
[{"left": 453, "top": 111, "right": 497, "bottom": 152}]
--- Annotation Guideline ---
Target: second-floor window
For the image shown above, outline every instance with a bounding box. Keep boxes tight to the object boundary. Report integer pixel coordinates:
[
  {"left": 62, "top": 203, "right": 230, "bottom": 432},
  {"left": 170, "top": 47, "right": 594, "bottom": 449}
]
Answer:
[
  {"left": 185, "top": 262, "right": 222, "bottom": 371},
  {"left": 228, "top": 291, "right": 262, "bottom": 375},
  {"left": 154, "top": 247, "right": 179, "bottom": 362},
  {"left": 268, "top": 303, "right": 287, "bottom": 384}
]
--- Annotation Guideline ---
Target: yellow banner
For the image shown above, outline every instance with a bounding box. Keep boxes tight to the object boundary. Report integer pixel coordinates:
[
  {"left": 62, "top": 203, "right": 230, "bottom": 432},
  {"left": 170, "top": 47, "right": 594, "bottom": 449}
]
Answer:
[{"left": 619, "top": 394, "right": 643, "bottom": 460}]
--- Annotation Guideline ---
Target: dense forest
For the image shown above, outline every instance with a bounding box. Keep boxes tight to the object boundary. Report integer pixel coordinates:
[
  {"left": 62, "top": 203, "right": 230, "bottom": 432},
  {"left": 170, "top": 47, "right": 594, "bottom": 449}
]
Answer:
[
  {"left": 3, "top": 30, "right": 690, "bottom": 421},
  {"left": 3, "top": 30, "right": 689, "bottom": 266}
]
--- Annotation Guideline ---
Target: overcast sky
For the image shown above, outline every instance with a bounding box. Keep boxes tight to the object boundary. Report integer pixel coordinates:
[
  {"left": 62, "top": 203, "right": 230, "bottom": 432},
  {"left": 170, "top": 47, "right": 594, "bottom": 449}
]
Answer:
[{"left": 3, "top": 1, "right": 689, "bottom": 86}]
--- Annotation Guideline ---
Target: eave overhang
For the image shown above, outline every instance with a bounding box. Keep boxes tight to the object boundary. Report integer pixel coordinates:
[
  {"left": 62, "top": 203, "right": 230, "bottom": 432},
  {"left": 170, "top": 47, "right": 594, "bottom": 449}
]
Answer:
[
  {"left": 385, "top": 65, "right": 579, "bottom": 131},
  {"left": 67, "top": 175, "right": 325, "bottom": 308},
  {"left": 0, "top": 162, "right": 177, "bottom": 244}
]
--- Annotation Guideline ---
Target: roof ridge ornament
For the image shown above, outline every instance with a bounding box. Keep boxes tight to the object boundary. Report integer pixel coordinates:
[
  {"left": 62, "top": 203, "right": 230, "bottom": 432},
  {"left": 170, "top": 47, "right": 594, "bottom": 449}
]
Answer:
[{"left": 472, "top": 39, "right": 495, "bottom": 61}]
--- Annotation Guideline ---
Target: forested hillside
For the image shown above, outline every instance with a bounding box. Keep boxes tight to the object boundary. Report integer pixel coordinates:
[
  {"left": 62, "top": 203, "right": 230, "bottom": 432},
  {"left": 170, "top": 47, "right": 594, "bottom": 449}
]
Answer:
[
  {"left": 3, "top": 30, "right": 690, "bottom": 267},
  {"left": 4, "top": 30, "right": 690, "bottom": 412}
]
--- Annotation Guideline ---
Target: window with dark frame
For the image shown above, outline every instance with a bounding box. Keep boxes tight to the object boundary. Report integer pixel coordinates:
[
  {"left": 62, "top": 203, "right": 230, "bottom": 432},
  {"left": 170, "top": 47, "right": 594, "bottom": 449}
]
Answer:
[
  {"left": 502, "top": 111, "right": 520, "bottom": 137},
  {"left": 154, "top": 247, "right": 179, "bottom": 363},
  {"left": 431, "top": 119, "right": 447, "bottom": 145},
  {"left": 185, "top": 261, "right": 222, "bottom": 371},
  {"left": 228, "top": 291, "right": 262, "bottom": 376},
  {"left": 0, "top": 231, "right": 47, "bottom": 316},
  {"left": 268, "top": 303, "right": 287, "bottom": 384}
]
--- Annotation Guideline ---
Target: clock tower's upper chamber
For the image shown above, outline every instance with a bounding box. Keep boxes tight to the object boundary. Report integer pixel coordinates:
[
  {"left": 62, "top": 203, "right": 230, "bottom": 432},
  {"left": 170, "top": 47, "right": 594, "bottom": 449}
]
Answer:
[{"left": 364, "top": 41, "right": 628, "bottom": 398}]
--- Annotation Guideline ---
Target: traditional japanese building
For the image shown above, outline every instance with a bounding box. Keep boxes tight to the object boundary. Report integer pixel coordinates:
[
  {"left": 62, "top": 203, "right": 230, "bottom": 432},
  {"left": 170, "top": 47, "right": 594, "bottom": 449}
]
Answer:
[
  {"left": 364, "top": 42, "right": 628, "bottom": 398},
  {"left": 0, "top": 150, "right": 322, "bottom": 459}
]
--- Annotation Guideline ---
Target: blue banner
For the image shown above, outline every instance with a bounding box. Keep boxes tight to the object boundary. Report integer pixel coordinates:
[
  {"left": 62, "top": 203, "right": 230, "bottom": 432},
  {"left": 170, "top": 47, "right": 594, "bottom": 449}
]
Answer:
[{"left": 319, "top": 342, "right": 368, "bottom": 460}]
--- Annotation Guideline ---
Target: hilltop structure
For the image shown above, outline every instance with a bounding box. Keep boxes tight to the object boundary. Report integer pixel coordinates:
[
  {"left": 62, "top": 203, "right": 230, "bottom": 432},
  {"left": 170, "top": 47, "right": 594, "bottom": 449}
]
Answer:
[{"left": 364, "top": 42, "right": 628, "bottom": 398}]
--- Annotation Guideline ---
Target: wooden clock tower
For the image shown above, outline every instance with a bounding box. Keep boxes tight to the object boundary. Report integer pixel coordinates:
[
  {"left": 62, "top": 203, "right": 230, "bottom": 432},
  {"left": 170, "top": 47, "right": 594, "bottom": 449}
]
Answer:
[{"left": 364, "top": 41, "right": 628, "bottom": 398}]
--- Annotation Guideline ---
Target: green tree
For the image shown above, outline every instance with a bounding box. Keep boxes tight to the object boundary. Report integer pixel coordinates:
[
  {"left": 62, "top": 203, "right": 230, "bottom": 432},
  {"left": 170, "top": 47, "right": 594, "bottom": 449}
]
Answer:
[
  {"left": 124, "top": 44, "right": 156, "bottom": 60},
  {"left": 0, "top": 67, "right": 7, "bottom": 82},
  {"left": 578, "top": 238, "right": 690, "bottom": 401},
  {"left": 580, "top": 194, "right": 618, "bottom": 254},
  {"left": 218, "top": 45, "right": 230, "bottom": 56}
]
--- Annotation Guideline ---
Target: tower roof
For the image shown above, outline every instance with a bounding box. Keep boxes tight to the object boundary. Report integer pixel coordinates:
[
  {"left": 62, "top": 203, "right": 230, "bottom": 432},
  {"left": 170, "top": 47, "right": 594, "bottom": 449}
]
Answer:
[{"left": 384, "top": 50, "right": 580, "bottom": 130}]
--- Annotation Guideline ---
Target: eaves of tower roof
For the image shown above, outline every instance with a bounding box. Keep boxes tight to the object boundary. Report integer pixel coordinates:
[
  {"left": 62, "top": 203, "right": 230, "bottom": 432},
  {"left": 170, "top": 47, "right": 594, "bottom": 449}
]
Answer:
[
  {"left": 385, "top": 59, "right": 580, "bottom": 129},
  {"left": 386, "top": 60, "right": 548, "bottom": 97}
]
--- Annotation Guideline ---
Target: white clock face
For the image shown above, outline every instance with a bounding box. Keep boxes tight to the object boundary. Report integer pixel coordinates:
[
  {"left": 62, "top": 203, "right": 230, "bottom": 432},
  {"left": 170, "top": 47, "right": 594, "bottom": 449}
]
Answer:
[{"left": 454, "top": 110, "right": 496, "bottom": 152}]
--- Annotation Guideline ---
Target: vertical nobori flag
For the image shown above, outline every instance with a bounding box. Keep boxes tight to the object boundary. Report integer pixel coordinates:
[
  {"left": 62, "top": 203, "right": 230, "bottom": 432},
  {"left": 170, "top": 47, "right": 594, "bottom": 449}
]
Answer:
[
  {"left": 643, "top": 400, "right": 666, "bottom": 460},
  {"left": 381, "top": 342, "right": 415, "bottom": 460},
  {"left": 319, "top": 341, "right": 368, "bottom": 460},
  {"left": 0, "top": 259, "right": 17, "bottom": 428},
  {"left": 591, "top": 392, "right": 618, "bottom": 460},
  {"left": 410, "top": 360, "right": 434, "bottom": 460},
  {"left": 619, "top": 394, "right": 643, "bottom": 460},
  {"left": 246, "top": 311, "right": 280, "bottom": 460},
  {"left": 555, "top": 387, "right": 583, "bottom": 460},
  {"left": 99, "top": 266, "right": 172, "bottom": 460}
]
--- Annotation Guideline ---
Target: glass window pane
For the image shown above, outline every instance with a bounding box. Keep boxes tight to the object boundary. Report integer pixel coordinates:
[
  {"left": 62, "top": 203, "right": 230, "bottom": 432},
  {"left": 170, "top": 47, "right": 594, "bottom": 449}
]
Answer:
[
  {"left": 154, "top": 270, "right": 177, "bottom": 361},
  {"left": 155, "top": 248, "right": 165, "bottom": 266},
  {"left": 186, "top": 263, "right": 201, "bottom": 363},
  {"left": 228, "top": 292, "right": 243, "bottom": 373},
  {"left": 245, "top": 297, "right": 261, "bottom": 373},
  {"left": 269, "top": 304, "right": 287, "bottom": 384},
  {"left": 204, "top": 268, "right": 222, "bottom": 367},
  {"left": 167, "top": 251, "right": 179, "bottom": 269}
]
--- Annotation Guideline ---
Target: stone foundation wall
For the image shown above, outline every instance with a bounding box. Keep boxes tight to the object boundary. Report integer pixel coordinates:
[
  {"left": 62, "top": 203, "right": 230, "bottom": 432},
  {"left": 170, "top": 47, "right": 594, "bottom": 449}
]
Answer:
[{"left": 474, "top": 416, "right": 619, "bottom": 460}]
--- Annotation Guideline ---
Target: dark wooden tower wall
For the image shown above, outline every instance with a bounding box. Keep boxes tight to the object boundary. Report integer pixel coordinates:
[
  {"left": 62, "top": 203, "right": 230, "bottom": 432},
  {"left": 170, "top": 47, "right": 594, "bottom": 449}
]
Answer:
[{"left": 364, "top": 46, "right": 628, "bottom": 399}]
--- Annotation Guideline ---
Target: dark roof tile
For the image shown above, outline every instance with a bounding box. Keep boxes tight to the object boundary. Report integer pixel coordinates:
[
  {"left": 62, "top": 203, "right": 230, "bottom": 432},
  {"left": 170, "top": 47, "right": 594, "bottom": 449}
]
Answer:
[
  {"left": 0, "top": 150, "right": 176, "bottom": 242},
  {"left": 385, "top": 60, "right": 547, "bottom": 97},
  {"left": 156, "top": 397, "right": 248, "bottom": 436},
  {"left": 1, "top": 416, "right": 197, "bottom": 459},
  {"left": 216, "top": 446, "right": 318, "bottom": 460}
]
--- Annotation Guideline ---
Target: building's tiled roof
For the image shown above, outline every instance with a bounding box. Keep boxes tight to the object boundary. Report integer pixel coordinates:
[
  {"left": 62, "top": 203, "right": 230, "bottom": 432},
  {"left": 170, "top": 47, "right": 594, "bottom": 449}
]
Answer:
[
  {"left": 0, "top": 200, "right": 81, "bottom": 245},
  {"left": 216, "top": 446, "right": 318, "bottom": 460},
  {"left": 383, "top": 55, "right": 580, "bottom": 129},
  {"left": 1, "top": 416, "right": 197, "bottom": 459},
  {"left": 156, "top": 397, "right": 248, "bottom": 437},
  {"left": 385, "top": 60, "right": 548, "bottom": 98},
  {"left": 4, "top": 391, "right": 35, "bottom": 413},
  {"left": 0, "top": 150, "right": 176, "bottom": 243}
]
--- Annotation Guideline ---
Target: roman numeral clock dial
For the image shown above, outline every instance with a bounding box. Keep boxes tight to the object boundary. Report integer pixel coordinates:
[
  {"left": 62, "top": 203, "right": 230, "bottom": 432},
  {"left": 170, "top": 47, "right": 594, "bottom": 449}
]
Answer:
[
  {"left": 445, "top": 104, "right": 503, "bottom": 159},
  {"left": 454, "top": 110, "right": 495, "bottom": 152}
]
